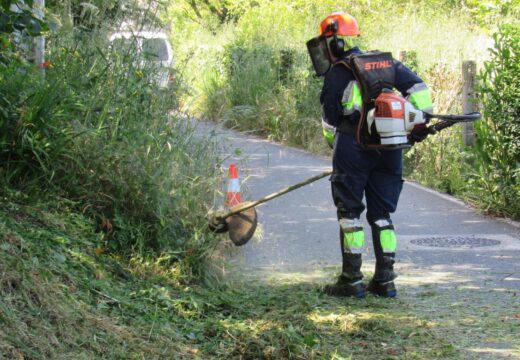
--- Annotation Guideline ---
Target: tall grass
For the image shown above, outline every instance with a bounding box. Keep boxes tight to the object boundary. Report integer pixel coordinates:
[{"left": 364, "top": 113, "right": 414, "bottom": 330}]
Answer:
[
  {"left": 171, "top": 1, "right": 486, "bottom": 143},
  {"left": 0, "top": 21, "right": 223, "bottom": 277},
  {"left": 404, "top": 62, "right": 469, "bottom": 194}
]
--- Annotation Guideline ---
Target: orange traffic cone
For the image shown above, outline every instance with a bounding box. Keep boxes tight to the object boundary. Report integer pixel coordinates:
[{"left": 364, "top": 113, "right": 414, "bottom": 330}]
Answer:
[{"left": 225, "top": 163, "right": 241, "bottom": 207}]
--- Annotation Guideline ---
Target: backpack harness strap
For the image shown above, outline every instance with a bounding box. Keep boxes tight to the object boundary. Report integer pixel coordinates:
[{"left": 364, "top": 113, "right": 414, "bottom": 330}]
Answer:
[{"left": 334, "top": 51, "right": 397, "bottom": 149}]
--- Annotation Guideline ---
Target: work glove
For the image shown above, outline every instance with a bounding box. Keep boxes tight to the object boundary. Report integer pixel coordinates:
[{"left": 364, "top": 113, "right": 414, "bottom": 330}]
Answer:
[{"left": 409, "top": 124, "right": 430, "bottom": 144}]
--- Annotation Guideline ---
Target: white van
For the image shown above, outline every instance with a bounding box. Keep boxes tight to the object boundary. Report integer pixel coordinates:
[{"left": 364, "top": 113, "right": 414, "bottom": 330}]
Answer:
[{"left": 108, "top": 31, "right": 174, "bottom": 88}]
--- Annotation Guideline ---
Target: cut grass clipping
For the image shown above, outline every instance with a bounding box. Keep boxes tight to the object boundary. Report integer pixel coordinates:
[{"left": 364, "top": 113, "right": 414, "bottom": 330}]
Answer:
[{"left": 2, "top": 200, "right": 518, "bottom": 359}]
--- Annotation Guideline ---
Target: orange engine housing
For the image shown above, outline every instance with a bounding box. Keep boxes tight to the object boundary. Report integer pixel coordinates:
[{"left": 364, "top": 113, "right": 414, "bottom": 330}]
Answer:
[{"left": 374, "top": 92, "right": 405, "bottom": 120}]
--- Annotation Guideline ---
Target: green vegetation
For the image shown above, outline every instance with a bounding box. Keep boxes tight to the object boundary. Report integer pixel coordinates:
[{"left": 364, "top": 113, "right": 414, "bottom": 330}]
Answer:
[
  {"left": 4, "top": 201, "right": 520, "bottom": 360},
  {"left": 1, "top": 1, "right": 519, "bottom": 358},
  {"left": 474, "top": 25, "right": 520, "bottom": 216},
  {"left": 405, "top": 24, "right": 520, "bottom": 219},
  {"left": 1, "top": 1, "right": 224, "bottom": 278},
  {"left": 168, "top": 0, "right": 520, "bottom": 219},
  {"left": 2, "top": 200, "right": 519, "bottom": 358}
]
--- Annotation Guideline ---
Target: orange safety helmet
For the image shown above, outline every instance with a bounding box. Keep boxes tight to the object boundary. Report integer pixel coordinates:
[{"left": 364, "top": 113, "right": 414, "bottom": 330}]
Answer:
[{"left": 319, "top": 12, "right": 360, "bottom": 37}]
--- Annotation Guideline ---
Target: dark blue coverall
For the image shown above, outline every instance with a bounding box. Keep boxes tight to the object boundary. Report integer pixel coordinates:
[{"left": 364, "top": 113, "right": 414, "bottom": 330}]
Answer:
[{"left": 320, "top": 46, "right": 432, "bottom": 285}]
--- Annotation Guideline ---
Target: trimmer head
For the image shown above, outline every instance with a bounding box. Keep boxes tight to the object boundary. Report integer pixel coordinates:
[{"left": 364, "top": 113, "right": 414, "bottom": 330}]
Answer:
[
  {"left": 226, "top": 206, "right": 257, "bottom": 246},
  {"left": 208, "top": 202, "right": 258, "bottom": 246},
  {"left": 207, "top": 170, "right": 333, "bottom": 246}
]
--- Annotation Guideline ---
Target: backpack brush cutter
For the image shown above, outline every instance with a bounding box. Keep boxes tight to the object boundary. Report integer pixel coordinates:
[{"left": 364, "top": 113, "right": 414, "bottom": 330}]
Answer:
[
  {"left": 367, "top": 90, "right": 481, "bottom": 147},
  {"left": 208, "top": 104, "right": 481, "bottom": 246}
]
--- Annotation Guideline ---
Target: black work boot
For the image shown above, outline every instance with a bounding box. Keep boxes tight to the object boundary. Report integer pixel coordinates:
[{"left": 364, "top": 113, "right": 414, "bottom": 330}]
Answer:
[
  {"left": 367, "top": 279, "right": 396, "bottom": 297},
  {"left": 324, "top": 275, "right": 366, "bottom": 298},
  {"left": 367, "top": 256, "right": 397, "bottom": 298},
  {"left": 323, "top": 254, "right": 366, "bottom": 298}
]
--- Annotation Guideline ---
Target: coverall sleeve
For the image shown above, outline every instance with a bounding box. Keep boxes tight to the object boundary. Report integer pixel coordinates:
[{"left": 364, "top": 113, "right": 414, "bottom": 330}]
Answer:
[
  {"left": 394, "top": 60, "right": 434, "bottom": 113},
  {"left": 320, "top": 66, "right": 355, "bottom": 128}
]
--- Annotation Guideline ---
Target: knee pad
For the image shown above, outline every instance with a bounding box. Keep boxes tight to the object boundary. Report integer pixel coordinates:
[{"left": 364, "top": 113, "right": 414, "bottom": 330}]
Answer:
[
  {"left": 372, "top": 218, "right": 397, "bottom": 253},
  {"left": 339, "top": 218, "right": 365, "bottom": 254}
]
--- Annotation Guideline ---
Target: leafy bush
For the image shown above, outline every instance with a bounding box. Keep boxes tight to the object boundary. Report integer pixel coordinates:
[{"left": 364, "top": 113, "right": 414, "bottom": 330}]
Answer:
[
  {"left": 0, "top": 1, "right": 48, "bottom": 35},
  {"left": 471, "top": 25, "right": 520, "bottom": 218}
]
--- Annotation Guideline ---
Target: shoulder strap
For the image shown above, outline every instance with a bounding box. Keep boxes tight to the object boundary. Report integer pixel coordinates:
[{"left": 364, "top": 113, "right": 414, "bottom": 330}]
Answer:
[
  {"left": 333, "top": 59, "right": 352, "bottom": 70},
  {"left": 337, "top": 52, "right": 398, "bottom": 149}
]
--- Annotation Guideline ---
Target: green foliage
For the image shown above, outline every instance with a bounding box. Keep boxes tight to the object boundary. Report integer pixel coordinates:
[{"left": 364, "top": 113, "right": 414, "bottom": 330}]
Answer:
[
  {"left": 219, "top": 42, "right": 324, "bottom": 147},
  {"left": 224, "top": 43, "right": 278, "bottom": 108},
  {"left": 2, "top": 201, "right": 519, "bottom": 358},
  {"left": 472, "top": 24, "right": 520, "bottom": 218},
  {"left": 1, "top": 19, "right": 222, "bottom": 275},
  {"left": 463, "top": 0, "right": 520, "bottom": 29},
  {"left": 0, "top": 0, "right": 49, "bottom": 36},
  {"left": 406, "top": 25, "right": 520, "bottom": 219},
  {"left": 169, "top": 0, "right": 519, "bottom": 218},
  {"left": 44, "top": 0, "right": 162, "bottom": 30},
  {"left": 405, "top": 128, "right": 472, "bottom": 196},
  {"left": 404, "top": 63, "right": 469, "bottom": 195},
  {"left": 0, "top": 0, "right": 50, "bottom": 64},
  {"left": 176, "top": 0, "right": 246, "bottom": 25}
]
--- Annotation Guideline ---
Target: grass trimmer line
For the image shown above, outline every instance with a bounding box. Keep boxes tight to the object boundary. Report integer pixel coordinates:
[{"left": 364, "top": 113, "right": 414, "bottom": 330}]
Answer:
[{"left": 208, "top": 110, "right": 481, "bottom": 246}]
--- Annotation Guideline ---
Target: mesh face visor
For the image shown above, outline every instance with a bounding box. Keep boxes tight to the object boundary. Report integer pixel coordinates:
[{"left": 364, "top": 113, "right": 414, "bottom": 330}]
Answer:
[{"left": 306, "top": 36, "right": 332, "bottom": 76}]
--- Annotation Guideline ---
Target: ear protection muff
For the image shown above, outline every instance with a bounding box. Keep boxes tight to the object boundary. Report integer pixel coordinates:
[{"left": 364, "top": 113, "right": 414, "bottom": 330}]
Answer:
[
  {"left": 330, "top": 36, "right": 345, "bottom": 57},
  {"left": 327, "top": 20, "right": 345, "bottom": 58}
]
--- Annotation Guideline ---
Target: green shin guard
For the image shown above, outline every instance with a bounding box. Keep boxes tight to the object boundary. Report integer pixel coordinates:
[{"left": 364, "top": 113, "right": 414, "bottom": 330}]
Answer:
[
  {"left": 323, "top": 223, "right": 366, "bottom": 298},
  {"left": 339, "top": 218, "right": 365, "bottom": 255},
  {"left": 339, "top": 219, "right": 364, "bottom": 282}
]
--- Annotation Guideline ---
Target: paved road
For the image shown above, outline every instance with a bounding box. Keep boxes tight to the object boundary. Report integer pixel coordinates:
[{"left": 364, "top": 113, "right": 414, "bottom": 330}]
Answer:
[
  {"left": 199, "top": 122, "right": 520, "bottom": 288},
  {"left": 197, "top": 120, "right": 520, "bottom": 358}
]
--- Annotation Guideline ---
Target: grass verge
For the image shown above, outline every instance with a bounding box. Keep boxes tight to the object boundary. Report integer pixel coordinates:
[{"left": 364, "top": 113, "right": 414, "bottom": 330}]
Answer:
[{"left": 4, "top": 198, "right": 519, "bottom": 359}]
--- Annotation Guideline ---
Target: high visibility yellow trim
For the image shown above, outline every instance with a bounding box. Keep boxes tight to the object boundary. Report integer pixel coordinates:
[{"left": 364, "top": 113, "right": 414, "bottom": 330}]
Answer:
[
  {"left": 323, "top": 128, "right": 335, "bottom": 147},
  {"left": 408, "top": 89, "right": 433, "bottom": 111},
  {"left": 380, "top": 229, "right": 397, "bottom": 252},
  {"left": 342, "top": 82, "right": 362, "bottom": 113},
  {"left": 344, "top": 230, "right": 365, "bottom": 253}
]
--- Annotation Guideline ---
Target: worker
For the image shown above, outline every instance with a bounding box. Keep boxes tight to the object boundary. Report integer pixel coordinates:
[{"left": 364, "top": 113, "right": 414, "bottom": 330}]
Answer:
[{"left": 310, "top": 12, "right": 433, "bottom": 298}]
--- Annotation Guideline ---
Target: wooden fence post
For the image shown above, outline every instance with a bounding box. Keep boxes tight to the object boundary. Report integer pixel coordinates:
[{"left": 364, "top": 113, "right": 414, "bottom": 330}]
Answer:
[{"left": 462, "top": 61, "right": 477, "bottom": 146}]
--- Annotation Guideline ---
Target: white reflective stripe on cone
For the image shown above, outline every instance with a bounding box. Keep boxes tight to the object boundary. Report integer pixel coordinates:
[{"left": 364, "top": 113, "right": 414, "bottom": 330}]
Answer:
[{"left": 227, "top": 178, "right": 240, "bottom": 192}]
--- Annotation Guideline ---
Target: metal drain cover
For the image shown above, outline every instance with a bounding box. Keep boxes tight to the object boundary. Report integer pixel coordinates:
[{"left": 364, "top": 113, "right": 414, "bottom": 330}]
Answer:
[{"left": 411, "top": 236, "right": 501, "bottom": 248}]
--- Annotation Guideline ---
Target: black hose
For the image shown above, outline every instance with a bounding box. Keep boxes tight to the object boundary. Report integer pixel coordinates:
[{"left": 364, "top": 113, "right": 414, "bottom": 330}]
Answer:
[{"left": 425, "top": 112, "right": 481, "bottom": 122}]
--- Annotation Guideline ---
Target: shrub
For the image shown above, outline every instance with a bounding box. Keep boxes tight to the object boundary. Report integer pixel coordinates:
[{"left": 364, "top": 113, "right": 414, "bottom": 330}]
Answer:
[
  {"left": 471, "top": 25, "right": 520, "bottom": 218},
  {"left": 404, "top": 62, "right": 470, "bottom": 194}
]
